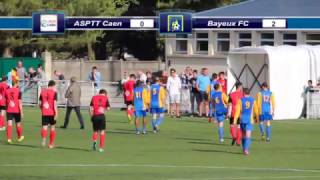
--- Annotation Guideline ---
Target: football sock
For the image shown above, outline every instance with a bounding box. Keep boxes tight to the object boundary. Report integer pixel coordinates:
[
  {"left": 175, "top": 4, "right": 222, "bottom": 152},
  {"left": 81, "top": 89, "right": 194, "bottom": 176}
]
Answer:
[
  {"left": 0, "top": 115, "right": 5, "bottom": 128},
  {"left": 242, "top": 138, "right": 246, "bottom": 151},
  {"left": 6, "top": 124, "right": 12, "bottom": 140},
  {"left": 230, "top": 125, "right": 236, "bottom": 139},
  {"left": 266, "top": 125, "right": 271, "bottom": 140},
  {"left": 92, "top": 132, "right": 98, "bottom": 142},
  {"left": 100, "top": 133, "right": 105, "bottom": 149},
  {"left": 245, "top": 138, "right": 251, "bottom": 152},
  {"left": 236, "top": 127, "right": 242, "bottom": 145},
  {"left": 259, "top": 122, "right": 265, "bottom": 136},
  {"left": 156, "top": 114, "right": 164, "bottom": 126},
  {"left": 16, "top": 125, "right": 23, "bottom": 138},
  {"left": 41, "top": 128, "right": 47, "bottom": 139},
  {"left": 218, "top": 127, "right": 224, "bottom": 140},
  {"left": 49, "top": 129, "right": 55, "bottom": 145}
]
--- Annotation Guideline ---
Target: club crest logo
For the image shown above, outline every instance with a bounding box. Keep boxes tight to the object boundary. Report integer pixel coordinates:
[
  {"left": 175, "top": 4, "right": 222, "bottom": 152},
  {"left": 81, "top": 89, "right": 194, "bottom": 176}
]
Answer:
[{"left": 168, "top": 15, "right": 184, "bottom": 32}]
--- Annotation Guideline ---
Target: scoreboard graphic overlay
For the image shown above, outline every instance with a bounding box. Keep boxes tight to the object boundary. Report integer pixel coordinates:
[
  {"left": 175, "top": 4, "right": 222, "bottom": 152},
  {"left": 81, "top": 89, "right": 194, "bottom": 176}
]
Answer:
[{"left": 0, "top": 11, "right": 320, "bottom": 34}]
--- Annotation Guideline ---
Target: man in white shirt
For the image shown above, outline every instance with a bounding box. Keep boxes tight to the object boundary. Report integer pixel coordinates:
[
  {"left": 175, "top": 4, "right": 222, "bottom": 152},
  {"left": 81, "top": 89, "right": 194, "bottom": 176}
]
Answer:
[
  {"left": 138, "top": 71, "right": 147, "bottom": 85},
  {"left": 167, "top": 68, "right": 182, "bottom": 118}
]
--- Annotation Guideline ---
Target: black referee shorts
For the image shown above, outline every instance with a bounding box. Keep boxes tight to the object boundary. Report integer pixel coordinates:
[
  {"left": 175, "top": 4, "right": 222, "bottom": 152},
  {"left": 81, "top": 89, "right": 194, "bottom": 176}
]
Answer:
[{"left": 91, "top": 114, "right": 106, "bottom": 131}]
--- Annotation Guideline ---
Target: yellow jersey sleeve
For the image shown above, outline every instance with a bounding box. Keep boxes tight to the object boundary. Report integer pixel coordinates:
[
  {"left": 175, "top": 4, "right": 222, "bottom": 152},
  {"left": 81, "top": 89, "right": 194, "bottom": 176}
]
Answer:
[
  {"left": 222, "top": 93, "right": 229, "bottom": 106},
  {"left": 256, "top": 92, "right": 262, "bottom": 115},
  {"left": 233, "top": 100, "right": 242, "bottom": 124},
  {"left": 252, "top": 101, "right": 259, "bottom": 123},
  {"left": 159, "top": 87, "right": 166, "bottom": 107},
  {"left": 271, "top": 93, "right": 275, "bottom": 113},
  {"left": 142, "top": 89, "right": 149, "bottom": 107}
]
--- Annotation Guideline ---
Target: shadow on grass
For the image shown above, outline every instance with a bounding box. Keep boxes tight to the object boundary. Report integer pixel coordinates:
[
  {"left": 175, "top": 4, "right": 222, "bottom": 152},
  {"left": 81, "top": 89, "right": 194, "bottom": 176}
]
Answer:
[
  {"left": 193, "top": 148, "right": 242, "bottom": 155},
  {"left": 188, "top": 141, "right": 229, "bottom": 146},
  {"left": 108, "top": 129, "right": 135, "bottom": 135},
  {"left": 175, "top": 137, "right": 212, "bottom": 141},
  {"left": 106, "top": 120, "right": 128, "bottom": 124},
  {"left": 6, "top": 143, "right": 90, "bottom": 152}
]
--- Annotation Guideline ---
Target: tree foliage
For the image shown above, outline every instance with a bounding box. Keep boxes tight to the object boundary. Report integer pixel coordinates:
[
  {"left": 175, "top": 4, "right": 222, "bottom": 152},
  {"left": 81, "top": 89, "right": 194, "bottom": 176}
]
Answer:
[{"left": 0, "top": 0, "right": 243, "bottom": 60}]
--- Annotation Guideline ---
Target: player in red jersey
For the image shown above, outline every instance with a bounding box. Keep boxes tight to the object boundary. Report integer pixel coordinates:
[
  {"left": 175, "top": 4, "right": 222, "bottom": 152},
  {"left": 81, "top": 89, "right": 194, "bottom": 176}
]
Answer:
[
  {"left": 5, "top": 82, "right": 23, "bottom": 144},
  {"left": 123, "top": 74, "right": 136, "bottom": 124},
  {"left": 227, "top": 82, "right": 243, "bottom": 146},
  {"left": 0, "top": 76, "right": 9, "bottom": 131},
  {"left": 39, "top": 80, "right": 58, "bottom": 148},
  {"left": 218, "top": 72, "right": 227, "bottom": 94},
  {"left": 90, "top": 89, "right": 110, "bottom": 152}
]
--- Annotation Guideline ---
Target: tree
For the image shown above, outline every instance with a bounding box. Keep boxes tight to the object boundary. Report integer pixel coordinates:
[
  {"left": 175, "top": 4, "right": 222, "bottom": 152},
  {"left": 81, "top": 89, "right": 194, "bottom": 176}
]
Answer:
[{"left": 0, "top": 0, "right": 134, "bottom": 60}]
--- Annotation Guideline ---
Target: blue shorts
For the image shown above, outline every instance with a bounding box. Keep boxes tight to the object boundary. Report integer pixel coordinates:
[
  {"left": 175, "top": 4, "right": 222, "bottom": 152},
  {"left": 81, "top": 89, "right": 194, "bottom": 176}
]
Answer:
[
  {"left": 240, "top": 123, "right": 253, "bottom": 132},
  {"left": 215, "top": 111, "right": 226, "bottom": 122},
  {"left": 150, "top": 108, "right": 164, "bottom": 114},
  {"left": 259, "top": 113, "right": 273, "bottom": 121},
  {"left": 135, "top": 110, "right": 146, "bottom": 118}
]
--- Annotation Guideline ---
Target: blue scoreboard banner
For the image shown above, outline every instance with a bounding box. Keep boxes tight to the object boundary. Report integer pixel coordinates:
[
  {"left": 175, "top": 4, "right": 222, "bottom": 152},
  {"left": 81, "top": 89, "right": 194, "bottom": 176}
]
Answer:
[{"left": 1, "top": 11, "right": 320, "bottom": 34}]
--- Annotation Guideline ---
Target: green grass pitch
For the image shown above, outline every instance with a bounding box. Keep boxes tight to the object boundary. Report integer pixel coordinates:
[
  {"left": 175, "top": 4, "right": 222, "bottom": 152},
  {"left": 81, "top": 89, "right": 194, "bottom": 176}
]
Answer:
[{"left": 0, "top": 107, "right": 319, "bottom": 180}]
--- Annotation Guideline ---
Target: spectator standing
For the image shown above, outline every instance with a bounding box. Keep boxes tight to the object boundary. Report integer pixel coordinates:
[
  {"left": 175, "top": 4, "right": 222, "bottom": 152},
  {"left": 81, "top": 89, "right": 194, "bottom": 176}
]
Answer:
[
  {"left": 138, "top": 71, "right": 147, "bottom": 85},
  {"left": 54, "top": 70, "right": 65, "bottom": 81},
  {"left": 180, "top": 67, "right": 192, "bottom": 115},
  {"left": 54, "top": 70, "right": 66, "bottom": 104},
  {"left": 88, "top": 66, "right": 101, "bottom": 94},
  {"left": 190, "top": 70, "right": 199, "bottom": 116},
  {"left": 16, "top": 60, "right": 27, "bottom": 92},
  {"left": 167, "top": 68, "right": 182, "bottom": 118},
  {"left": 196, "top": 68, "right": 211, "bottom": 117},
  {"left": 300, "top": 80, "right": 313, "bottom": 118},
  {"left": 146, "top": 71, "right": 153, "bottom": 85},
  {"left": 36, "top": 64, "right": 46, "bottom": 81},
  {"left": 61, "top": 77, "right": 85, "bottom": 129}
]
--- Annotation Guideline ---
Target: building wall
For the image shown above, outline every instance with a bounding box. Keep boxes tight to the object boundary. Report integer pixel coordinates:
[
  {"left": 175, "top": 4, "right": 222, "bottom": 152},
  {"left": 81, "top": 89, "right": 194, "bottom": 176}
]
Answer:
[
  {"left": 166, "top": 30, "right": 319, "bottom": 73},
  {"left": 51, "top": 60, "right": 162, "bottom": 81}
]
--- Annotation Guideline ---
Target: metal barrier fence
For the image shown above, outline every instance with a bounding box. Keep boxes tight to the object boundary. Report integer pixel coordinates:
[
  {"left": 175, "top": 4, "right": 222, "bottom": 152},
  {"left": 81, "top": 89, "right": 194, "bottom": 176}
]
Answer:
[
  {"left": 20, "top": 80, "right": 196, "bottom": 112},
  {"left": 306, "top": 88, "right": 320, "bottom": 119},
  {"left": 20, "top": 80, "right": 125, "bottom": 108}
]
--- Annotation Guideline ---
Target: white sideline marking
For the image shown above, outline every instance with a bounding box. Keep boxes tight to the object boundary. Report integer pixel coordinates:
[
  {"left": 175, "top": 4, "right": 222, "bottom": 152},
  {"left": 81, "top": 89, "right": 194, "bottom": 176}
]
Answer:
[
  {"left": 0, "top": 164, "right": 319, "bottom": 173},
  {"left": 169, "top": 176, "right": 320, "bottom": 180}
]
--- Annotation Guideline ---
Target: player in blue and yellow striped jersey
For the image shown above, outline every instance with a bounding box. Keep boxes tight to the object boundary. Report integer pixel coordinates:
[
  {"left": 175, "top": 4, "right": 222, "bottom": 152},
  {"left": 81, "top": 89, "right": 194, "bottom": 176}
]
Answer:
[
  {"left": 210, "top": 83, "right": 228, "bottom": 143},
  {"left": 257, "top": 82, "right": 275, "bottom": 142},
  {"left": 149, "top": 77, "right": 166, "bottom": 133},
  {"left": 234, "top": 88, "right": 259, "bottom": 155},
  {"left": 133, "top": 80, "right": 149, "bottom": 135}
]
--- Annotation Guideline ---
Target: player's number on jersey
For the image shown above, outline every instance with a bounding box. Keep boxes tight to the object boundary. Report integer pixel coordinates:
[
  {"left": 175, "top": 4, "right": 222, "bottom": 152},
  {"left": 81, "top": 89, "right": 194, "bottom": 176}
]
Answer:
[
  {"left": 263, "top": 95, "right": 270, "bottom": 102},
  {"left": 152, "top": 88, "right": 157, "bottom": 95},
  {"left": 245, "top": 101, "right": 251, "bottom": 109},
  {"left": 135, "top": 92, "right": 141, "bottom": 98},
  {"left": 215, "top": 97, "right": 220, "bottom": 104}
]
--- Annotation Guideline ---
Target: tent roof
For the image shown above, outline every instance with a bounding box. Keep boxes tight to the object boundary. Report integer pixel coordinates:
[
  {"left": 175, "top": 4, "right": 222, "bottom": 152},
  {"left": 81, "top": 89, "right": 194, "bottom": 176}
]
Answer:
[
  {"left": 229, "top": 45, "right": 320, "bottom": 55},
  {"left": 195, "top": 0, "right": 320, "bottom": 17}
]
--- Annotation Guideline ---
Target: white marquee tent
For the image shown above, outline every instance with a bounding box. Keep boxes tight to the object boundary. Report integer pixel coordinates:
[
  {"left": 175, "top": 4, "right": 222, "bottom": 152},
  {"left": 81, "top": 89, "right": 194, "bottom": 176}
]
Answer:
[{"left": 227, "top": 45, "right": 320, "bottom": 120}]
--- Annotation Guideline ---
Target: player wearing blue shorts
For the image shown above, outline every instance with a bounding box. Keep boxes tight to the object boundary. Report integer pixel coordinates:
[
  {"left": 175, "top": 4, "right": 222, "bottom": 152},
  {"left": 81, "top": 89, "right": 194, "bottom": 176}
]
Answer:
[
  {"left": 234, "top": 88, "right": 259, "bottom": 155},
  {"left": 149, "top": 77, "right": 166, "bottom": 133},
  {"left": 210, "top": 83, "right": 228, "bottom": 143},
  {"left": 257, "top": 82, "right": 275, "bottom": 142},
  {"left": 133, "top": 80, "right": 149, "bottom": 135}
]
